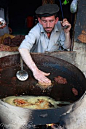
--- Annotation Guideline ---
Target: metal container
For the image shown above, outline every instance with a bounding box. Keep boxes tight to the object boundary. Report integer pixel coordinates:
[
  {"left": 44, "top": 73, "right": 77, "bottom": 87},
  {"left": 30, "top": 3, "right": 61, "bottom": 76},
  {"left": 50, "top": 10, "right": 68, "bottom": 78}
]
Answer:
[{"left": 0, "top": 53, "right": 86, "bottom": 129}]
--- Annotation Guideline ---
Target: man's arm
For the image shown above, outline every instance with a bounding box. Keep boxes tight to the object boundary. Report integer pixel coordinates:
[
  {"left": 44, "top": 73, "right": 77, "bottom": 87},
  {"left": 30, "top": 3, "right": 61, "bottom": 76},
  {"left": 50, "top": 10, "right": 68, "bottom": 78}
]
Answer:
[
  {"left": 64, "top": 32, "right": 71, "bottom": 49},
  {"left": 18, "top": 48, "right": 51, "bottom": 84},
  {"left": 61, "top": 18, "right": 71, "bottom": 49}
]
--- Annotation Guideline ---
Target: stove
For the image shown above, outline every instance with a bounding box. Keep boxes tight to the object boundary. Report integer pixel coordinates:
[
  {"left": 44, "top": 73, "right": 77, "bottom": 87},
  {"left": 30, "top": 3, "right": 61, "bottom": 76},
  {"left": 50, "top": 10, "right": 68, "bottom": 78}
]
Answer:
[{"left": 35, "top": 124, "right": 64, "bottom": 129}]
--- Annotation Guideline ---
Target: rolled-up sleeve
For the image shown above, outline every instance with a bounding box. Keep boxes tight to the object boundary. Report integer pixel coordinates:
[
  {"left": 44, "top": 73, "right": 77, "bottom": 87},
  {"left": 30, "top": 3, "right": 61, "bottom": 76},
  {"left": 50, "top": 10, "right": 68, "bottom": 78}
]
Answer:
[
  {"left": 18, "top": 24, "right": 40, "bottom": 51},
  {"left": 18, "top": 31, "right": 36, "bottom": 51}
]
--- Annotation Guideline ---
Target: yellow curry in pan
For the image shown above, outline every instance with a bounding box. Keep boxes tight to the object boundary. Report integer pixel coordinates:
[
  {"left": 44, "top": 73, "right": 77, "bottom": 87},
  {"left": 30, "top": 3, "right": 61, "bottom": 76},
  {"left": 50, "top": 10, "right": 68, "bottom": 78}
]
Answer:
[{"left": 2, "top": 96, "right": 71, "bottom": 109}]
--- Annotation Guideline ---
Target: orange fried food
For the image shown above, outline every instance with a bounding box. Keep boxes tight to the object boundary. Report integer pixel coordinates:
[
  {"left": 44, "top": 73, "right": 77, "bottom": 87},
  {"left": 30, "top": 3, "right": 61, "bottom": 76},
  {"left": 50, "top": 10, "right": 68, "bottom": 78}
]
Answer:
[
  {"left": 35, "top": 99, "right": 51, "bottom": 109},
  {"left": 54, "top": 76, "right": 67, "bottom": 84},
  {"left": 13, "top": 99, "right": 29, "bottom": 107},
  {"left": 72, "top": 88, "right": 78, "bottom": 96},
  {"left": 38, "top": 81, "right": 52, "bottom": 88}
]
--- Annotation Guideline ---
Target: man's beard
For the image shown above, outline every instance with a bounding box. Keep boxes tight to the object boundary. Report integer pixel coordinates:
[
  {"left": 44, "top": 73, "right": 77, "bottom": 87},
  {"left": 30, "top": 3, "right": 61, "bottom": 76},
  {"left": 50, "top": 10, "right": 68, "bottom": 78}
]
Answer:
[{"left": 44, "top": 27, "right": 53, "bottom": 33}]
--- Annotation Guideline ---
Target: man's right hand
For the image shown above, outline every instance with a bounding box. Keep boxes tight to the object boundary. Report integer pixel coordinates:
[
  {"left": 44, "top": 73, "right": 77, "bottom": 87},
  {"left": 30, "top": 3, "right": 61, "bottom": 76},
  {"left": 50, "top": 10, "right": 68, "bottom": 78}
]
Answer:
[
  {"left": 33, "top": 68, "right": 51, "bottom": 84},
  {"left": 18, "top": 49, "right": 51, "bottom": 84}
]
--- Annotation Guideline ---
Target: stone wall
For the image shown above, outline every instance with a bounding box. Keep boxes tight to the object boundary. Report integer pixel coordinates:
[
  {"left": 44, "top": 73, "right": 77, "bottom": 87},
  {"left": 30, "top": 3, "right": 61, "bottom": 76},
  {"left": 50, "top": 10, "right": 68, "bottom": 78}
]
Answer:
[{"left": 73, "top": 42, "right": 86, "bottom": 77}]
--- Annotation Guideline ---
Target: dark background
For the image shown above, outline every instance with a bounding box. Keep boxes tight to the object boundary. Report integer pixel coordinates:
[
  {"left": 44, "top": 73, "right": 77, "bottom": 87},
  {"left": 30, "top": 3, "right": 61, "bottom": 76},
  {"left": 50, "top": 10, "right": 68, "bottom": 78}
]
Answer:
[{"left": 0, "top": 0, "right": 74, "bottom": 35}]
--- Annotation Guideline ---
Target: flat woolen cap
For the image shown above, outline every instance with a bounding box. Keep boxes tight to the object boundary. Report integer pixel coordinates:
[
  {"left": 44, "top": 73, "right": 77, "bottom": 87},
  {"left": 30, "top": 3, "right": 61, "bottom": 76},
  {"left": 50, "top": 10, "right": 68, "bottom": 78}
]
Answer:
[{"left": 35, "top": 4, "right": 59, "bottom": 15}]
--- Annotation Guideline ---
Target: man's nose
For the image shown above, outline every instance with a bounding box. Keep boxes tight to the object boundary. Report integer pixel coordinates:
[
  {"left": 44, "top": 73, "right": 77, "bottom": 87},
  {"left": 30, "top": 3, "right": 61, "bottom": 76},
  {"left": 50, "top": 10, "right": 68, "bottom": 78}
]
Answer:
[{"left": 46, "top": 22, "right": 50, "bottom": 27}]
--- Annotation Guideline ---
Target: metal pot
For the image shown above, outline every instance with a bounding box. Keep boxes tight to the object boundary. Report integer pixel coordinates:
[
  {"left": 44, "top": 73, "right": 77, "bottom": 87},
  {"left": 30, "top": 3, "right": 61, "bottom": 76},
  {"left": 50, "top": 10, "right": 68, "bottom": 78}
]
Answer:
[{"left": 0, "top": 53, "right": 86, "bottom": 129}]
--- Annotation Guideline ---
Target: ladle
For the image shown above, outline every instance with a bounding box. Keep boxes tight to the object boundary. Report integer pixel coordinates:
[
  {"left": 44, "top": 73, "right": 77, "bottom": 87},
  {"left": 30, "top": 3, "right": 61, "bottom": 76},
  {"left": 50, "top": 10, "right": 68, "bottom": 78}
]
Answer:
[{"left": 16, "top": 56, "right": 28, "bottom": 81}]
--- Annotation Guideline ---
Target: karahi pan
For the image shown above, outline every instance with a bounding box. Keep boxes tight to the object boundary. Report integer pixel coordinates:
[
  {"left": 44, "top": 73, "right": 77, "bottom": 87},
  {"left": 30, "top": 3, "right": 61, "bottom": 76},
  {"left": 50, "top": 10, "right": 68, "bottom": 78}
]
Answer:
[{"left": 0, "top": 53, "right": 86, "bottom": 129}]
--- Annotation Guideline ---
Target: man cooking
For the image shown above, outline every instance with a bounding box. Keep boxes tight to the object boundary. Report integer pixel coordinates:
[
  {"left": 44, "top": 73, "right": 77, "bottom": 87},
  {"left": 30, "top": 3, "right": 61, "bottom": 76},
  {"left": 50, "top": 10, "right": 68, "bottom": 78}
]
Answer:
[{"left": 18, "top": 4, "right": 71, "bottom": 85}]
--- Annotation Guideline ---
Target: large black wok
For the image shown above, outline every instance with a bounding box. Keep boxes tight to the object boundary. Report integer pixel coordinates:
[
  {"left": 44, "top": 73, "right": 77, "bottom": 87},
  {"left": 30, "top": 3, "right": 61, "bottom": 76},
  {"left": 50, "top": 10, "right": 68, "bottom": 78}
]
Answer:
[{"left": 0, "top": 53, "right": 86, "bottom": 129}]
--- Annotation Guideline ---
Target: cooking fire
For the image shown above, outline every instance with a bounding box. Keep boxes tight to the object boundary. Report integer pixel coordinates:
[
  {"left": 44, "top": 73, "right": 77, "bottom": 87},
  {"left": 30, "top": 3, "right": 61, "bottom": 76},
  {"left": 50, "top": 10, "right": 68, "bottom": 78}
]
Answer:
[{"left": 35, "top": 123, "right": 64, "bottom": 129}]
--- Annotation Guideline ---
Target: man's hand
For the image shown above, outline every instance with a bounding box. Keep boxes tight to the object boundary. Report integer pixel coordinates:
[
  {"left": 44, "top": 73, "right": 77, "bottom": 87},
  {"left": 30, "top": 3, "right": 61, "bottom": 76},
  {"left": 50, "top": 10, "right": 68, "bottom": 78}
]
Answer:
[
  {"left": 61, "top": 18, "right": 71, "bottom": 33},
  {"left": 33, "top": 68, "right": 51, "bottom": 84},
  {"left": 19, "top": 48, "right": 51, "bottom": 84}
]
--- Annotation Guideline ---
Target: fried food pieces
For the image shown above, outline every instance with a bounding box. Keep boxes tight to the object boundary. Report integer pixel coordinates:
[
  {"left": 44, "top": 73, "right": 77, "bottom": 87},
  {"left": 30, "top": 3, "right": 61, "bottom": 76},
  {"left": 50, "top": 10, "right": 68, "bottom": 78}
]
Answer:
[
  {"left": 54, "top": 76, "right": 67, "bottom": 84},
  {"left": 37, "top": 81, "right": 52, "bottom": 89},
  {"left": 2, "top": 96, "right": 58, "bottom": 109}
]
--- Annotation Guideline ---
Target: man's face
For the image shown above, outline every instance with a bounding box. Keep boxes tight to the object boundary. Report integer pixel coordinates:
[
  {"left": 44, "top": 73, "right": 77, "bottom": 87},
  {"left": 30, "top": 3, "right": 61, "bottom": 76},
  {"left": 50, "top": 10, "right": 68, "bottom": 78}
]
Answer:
[{"left": 38, "top": 15, "right": 59, "bottom": 33}]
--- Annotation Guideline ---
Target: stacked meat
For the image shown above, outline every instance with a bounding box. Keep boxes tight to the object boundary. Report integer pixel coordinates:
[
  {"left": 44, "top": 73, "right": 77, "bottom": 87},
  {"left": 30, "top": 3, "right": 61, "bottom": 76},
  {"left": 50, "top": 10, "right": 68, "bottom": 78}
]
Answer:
[{"left": 3, "top": 35, "right": 25, "bottom": 47}]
